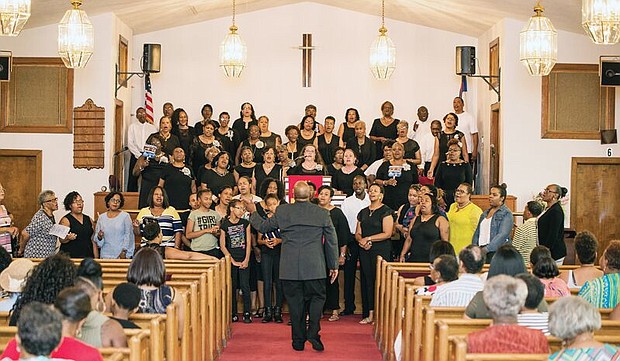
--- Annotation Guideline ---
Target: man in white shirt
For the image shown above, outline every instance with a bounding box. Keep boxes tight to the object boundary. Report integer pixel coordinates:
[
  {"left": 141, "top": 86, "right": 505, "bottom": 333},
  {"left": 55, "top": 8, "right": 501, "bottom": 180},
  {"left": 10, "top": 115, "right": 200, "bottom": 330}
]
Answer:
[
  {"left": 365, "top": 140, "right": 394, "bottom": 183},
  {"left": 127, "top": 107, "right": 157, "bottom": 191},
  {"left": 430, "top": 245, "right": 484, "bottom": 307},
  {"left": 453, "top": 97, "right": 478, "bottom": 165},
  {"left": 417, "top": 120, "right": 442, "bottom": 176},
  {"left": 339, "top": 175, "right": 370, "bottom": 315},
  {"left": 411, "top": 106, "right": 430, "bottom": 141}
]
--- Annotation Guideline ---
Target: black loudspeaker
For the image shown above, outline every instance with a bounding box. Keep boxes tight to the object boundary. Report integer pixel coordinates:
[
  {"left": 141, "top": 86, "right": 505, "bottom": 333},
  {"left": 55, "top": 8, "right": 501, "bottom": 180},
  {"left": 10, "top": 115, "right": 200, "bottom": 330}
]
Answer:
[
  {"left": 0, "top": 55, "right": 11, "bottom": 82},
  {"left": 456, "top": 46, "right": 476, "bottom": 75},
  {"left": 142, "top": 44, "right": 161, "bottom": 73},
  {"left": 601, "top": 60, "right": 620, "bottom": 86}
]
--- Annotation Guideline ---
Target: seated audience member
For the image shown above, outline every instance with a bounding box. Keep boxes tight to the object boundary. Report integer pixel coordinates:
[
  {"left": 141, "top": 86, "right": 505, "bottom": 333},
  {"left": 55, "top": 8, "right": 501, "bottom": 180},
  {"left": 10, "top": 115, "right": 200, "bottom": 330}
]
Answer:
[
  {"left": 579, "top": 240, "right": 620, "bottom": 309},
  {"left": 549, "top": 296, "right": 620, "bottom": 360},
  {"left": 515, "top": 273, "right": 549, "bottom": 335},
  {"left": 559, "top": 230, "right": 603, "bottom": 290},
  {"left": 0, "top": 258, "right": 34, "bottom": 312},
  {"left": 612, "top": 303, "right": 620, "bottom": 320},
  {"left": 412, "top": 240, "right": 455, "bottom": 287},
  {"left": 186, "top": 189, "right": 224, "bottom": 259},
  {"left": 465, "top": 244, "right": 549, "bottom": 319},
  {"left": 415, "top": 255, "right": 458, "bottom": 296},
  {"left": 126, "top": 247, "right": 185, "bottom": 336},
  {"left": 512, "top": 200, "right": 543, "bottom": 265},
  {"left": 467, "top": 275, "right": 548, "bottom": 354},
  {"left": 75, "top": 259, "right": 127, "bottom": 348},
  {"left": 529, "top": 245, "right": 552, "bottom": 269},
  {"left": 532, "top": 256, "right": 570, "bottom": 297},
  {"left": 110, "top": 283, "right": 141, "bottom": 329},
  {"left": 143, "top": 221, "right": 216, "bottom": 261},
  {"left": 1, "top": 302, "right": 65, "bottom": 361},
  {"left": 1, "top": 287, "right": 106, "bottom": 361},
  {"left": 430, "top": 245, "right": 484, "bottom": 307},
  {"left": 9, "top": 253, "right": 77, "bottom": 326}
]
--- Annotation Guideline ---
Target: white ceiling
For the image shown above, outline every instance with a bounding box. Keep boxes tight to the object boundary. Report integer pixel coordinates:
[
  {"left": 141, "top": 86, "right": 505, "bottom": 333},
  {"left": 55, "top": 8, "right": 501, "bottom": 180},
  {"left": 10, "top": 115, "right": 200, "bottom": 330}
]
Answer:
[{"left": 29, "top": 0, "right": 583, "bottom": 37}]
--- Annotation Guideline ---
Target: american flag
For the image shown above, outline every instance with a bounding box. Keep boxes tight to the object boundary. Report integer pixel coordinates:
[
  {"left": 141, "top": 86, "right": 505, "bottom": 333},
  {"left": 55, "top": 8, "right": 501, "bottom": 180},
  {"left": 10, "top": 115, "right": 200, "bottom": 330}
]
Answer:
[
  {"left": 459, "top": 74, "right": 468, "bottom": 99},
  {"left": 145, "top": 73, "right": 154, "bottom": 124}
]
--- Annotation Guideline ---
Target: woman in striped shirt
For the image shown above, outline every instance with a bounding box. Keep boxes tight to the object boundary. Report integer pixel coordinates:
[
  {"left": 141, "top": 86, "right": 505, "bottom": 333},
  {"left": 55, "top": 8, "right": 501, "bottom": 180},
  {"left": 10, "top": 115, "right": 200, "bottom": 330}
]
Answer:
[{"left": 133, "top": 186, "right": 183, "bottom": 249}]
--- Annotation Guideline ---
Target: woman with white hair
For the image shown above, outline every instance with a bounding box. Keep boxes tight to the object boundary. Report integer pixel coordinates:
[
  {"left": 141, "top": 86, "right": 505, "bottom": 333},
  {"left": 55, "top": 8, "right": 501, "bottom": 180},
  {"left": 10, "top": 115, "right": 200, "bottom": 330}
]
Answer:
[
  {"left": 549, "top": 296, "right": 620, "bottom": 359},
  {"left": 20, "top": 190, "right": 59, "bottom": 258},
  {"left": 467, "top": 275, "right": 548, "bottom": 353}
]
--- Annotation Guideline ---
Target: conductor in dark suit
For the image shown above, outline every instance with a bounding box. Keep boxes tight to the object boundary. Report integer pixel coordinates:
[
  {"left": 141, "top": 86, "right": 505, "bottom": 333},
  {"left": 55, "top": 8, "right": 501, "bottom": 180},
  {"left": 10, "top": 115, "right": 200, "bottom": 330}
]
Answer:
[{"left": 249, "top": 181, "right": 339, "bottom": 352}]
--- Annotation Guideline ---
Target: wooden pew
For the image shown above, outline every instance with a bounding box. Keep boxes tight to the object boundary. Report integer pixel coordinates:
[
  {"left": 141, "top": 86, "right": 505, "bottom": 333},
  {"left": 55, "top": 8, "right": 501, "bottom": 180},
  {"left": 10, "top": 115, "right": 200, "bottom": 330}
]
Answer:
[
  {"left": 449, "top": 334, "right": 620, "bottom": 361},
  {"left": 104, "top": 352, "right": 127, "bottom": 361},
  {"left": 434, "top": 319, "right": 620, "bottom": 361}
]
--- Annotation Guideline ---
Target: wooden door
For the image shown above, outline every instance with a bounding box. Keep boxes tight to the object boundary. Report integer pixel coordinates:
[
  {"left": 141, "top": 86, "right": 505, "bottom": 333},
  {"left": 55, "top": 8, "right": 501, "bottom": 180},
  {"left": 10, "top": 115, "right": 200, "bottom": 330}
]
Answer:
[
  {"left": 113, "top": 99, "right": 124, "bottom": 191},
  {"left": 571, "top": 157, "right": 620, "bottom": 257},
  {"left": 0, "top": 150, "right": 42, "bottom": 230},
  {"left": 489, "top": 103, "right": 500, "bottom": 187}
]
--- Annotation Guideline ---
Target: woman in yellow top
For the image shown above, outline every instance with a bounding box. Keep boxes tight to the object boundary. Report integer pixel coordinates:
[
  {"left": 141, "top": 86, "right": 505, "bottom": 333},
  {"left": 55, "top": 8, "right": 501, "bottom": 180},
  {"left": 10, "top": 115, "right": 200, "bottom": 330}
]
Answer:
[{"left": 446, "top": 183, "right": 482, "bottom": 254}]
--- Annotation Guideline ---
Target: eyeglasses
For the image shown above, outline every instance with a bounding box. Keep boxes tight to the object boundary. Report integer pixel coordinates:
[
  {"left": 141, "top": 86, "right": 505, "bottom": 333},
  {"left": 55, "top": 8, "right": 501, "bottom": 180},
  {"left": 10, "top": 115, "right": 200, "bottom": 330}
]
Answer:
[
  {"left": 44, "top": 198, "right": 58, "bottom": 203},
  {"left": 455, "top": 189, "right": 468, "bottom": 194},
  {"left": 429, "top": 264, "right": 435, "bottom": 270},
  {"left": 109, "top": 199, "right": 121, "bottom": 204},
  {"left": 543, "top": 188, "right": 557, "bottom": 194},
  {"left": 447, "top": 148, "right": 460, "bottom": 153}
]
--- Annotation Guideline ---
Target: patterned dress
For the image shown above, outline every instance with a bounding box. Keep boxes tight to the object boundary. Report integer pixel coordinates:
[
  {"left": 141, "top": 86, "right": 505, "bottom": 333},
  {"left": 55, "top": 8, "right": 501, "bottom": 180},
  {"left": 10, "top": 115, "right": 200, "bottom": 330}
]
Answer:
[
  {"left": 23, "top": 209, "right": 57, "bottom": 258},
  {"left": 549, "top": 344, "right": 620, "bottom": 360},
  {"left": 578, "top": 273, "right": 620, "bottom": 309}
]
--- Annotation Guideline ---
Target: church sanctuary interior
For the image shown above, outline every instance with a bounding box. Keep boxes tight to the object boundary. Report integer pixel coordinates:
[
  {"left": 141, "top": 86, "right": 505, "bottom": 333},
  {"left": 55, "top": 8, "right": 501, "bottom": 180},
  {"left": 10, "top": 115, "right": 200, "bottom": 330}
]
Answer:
[{"left": 0, "top": 0, "right": 620, "bottom": 360}]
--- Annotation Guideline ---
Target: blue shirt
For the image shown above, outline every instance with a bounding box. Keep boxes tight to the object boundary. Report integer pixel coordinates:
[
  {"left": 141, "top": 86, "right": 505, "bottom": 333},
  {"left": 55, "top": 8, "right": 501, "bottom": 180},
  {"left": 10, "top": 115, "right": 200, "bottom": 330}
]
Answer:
[{"left": 93, "top": 211, "right": 135, "bottom": 258}]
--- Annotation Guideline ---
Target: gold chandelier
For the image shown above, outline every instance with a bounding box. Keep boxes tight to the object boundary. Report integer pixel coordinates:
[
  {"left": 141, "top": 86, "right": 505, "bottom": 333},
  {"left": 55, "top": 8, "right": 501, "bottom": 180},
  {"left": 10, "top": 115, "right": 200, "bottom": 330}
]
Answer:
[
  {"left": 519, "top": 2, "right": 557, "bottom": 76},
  {"left": 0, "top": 0, "right": 30, "bottom": 36},
  {"left": 219, "top": 0, "right": 247, "bottom": 78},
  {"left": 369, "top": 0, "right": 396, "bottom": 80},
  {"left": 582, "top": 0, "right": 620, "bottom": 44},
  {"left": 58, "top": 0, "right": 94, "bottom": 68}
]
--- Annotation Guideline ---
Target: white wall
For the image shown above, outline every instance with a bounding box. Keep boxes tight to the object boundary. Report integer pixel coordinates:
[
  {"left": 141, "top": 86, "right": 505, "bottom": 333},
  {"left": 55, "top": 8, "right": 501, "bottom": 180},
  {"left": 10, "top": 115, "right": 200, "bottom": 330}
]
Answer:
[
  {"left": 130, "top": 2, "right": 478, "bottom": 135},
  {"left": 0, "top": 13, "right": 133, "bottom": 218},
  {"left": 477, "top": 18, "right": 620, "bottom": 225}
]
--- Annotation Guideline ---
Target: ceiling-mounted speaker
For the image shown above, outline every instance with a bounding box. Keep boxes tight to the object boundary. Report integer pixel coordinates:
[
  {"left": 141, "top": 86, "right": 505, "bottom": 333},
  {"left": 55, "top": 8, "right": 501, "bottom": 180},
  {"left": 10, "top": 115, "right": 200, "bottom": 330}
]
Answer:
[
  {"left": 456, "top": 46, "right": 476, "bottom": 75},
  {"left": 143, "top": 44, "right": 161, "bottom": 73},
  {"left": 0, "top": 53, "right": 12, "bottom": 82}
]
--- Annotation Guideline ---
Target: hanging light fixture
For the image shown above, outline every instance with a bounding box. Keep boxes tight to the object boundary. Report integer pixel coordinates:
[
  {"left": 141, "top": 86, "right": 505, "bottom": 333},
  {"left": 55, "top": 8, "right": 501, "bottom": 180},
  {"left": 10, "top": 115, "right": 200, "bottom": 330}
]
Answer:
[
  {"left": 219, "top": 0, "right": 247, "bottom": 78},
  {"left": 0, "top": 0, "right": 30, "bottom": 36},
  {"left": 369, "top": 0, "right": 396, "bottom": 80},
  {"left": 519, "top": 2, "right": 557, "bottom": 76},
  {"left": 582, "top": 0, "right": 620, "bottom": 44},
  {"left": 58, "top": 0, "right": 94, "bottom": 69}
]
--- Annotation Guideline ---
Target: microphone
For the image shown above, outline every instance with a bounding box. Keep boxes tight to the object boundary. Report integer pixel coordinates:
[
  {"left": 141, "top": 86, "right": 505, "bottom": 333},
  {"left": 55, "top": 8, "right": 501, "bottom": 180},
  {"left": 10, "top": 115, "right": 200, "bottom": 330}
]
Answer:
[{"left": 114, "top": 146, "right": 129, "bottom": 156}]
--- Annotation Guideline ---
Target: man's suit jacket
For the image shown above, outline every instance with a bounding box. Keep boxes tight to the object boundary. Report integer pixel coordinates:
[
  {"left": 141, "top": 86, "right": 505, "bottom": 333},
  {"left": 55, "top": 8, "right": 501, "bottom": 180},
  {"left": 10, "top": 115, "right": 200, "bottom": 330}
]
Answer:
[{"left": 250, "top": 201, "right": 338, "bottom": 281}]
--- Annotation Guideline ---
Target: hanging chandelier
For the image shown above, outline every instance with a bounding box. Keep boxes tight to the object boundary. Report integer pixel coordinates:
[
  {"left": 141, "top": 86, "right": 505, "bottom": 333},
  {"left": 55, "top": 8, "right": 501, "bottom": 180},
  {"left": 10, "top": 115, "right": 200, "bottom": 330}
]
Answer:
[
  {"left": 58, "top": 0, "right": 94, "bottom": 68},
  {"left": 0, "top": 0, "right": 30, "bottom": 36},
  {"left": 519, "top": 2, "right": 557, "bottom": 76},
  {"left": 369, "top": 0, "right": 396, "bottom": 80},
  {"left": 219, "top": 0, "right": 247, "bottom": 78},
  {"left": 582, "top": 0, "right": 620, "bottom": 44}
]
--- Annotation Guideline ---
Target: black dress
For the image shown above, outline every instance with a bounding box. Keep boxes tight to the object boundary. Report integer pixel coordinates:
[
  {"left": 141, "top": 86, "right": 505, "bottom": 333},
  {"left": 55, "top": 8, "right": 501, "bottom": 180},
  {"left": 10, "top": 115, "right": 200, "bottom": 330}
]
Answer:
[
  {"left": 331, "top": 167, "right": 365, "bottom": 196},
  {"left": 433, "top": 161, "right": 472, "bottom": 207},
  {"left": 254, "top": 163, "right": 283, "bottom": 189},
  {"left": 189, "top": 136, "right": 219, "bottom": 176},
  {"left": 370, "top": 118, "right": 399, "bottom": 159},
  {"left": 160, "top": 163, "right": 195, "bottom": 212},
  {"left": 215, "top": 128, "right": 239, "bottom": 156},
  {"left": 200, "top": 169, "right": 236, "bottom": 196},
  {"left": 284, "top": 142, "right": 300, "bottom": 161},
  {"left": 232, "top": 118, "right": 258, "bottom": 143},
  {"left": 437, "top": 131, "right": 465, "bottom": 163},
  {"left": 194, "top": 120, "right": 220, "bottom": 136},
  {"left": 238, "top": 140, "right": 264, "bottom": 163},
  {"left": 341, "top": 123, "right": 357, "bottom": 148},
  {"left": 376, "top": 161, "right": 419, "bottom": 212},
  {"left": 298, "top": 132, "right": 316, "bottom": 149},
  {"left": 60, "top": 213, "right": 94, "bottom": 258},
  {"left": 147, "top": 133, "right": 181, "bottom": 157},
  {"left": 400, "top": 139, "right": 420, "bottom": 160},
  {"left": 172, "top": 126, "right": 196, "bottom": 162},
  {"left": 408, "top": 214, "right": 442, "bottom": 263},
  {"left": 537, "top": 202, "right": 566, "bottom": 260},
  {"left": 287, "top": 163, "right": 325, "bottom": 175},
  {"left": 317, "top": 133, "right": 340, "bottom": 165},
  {"left": 347, "top": 137, "right": 376, "bottom": 169},
  {"left": 234, "top": 164, "right": 256, "bottom": 180},
  {"left": 259, "top": 133, "right": 281, "bottom": 149},
  {"left": 325, "top": 206, "right": 351, "bottom": 310}
]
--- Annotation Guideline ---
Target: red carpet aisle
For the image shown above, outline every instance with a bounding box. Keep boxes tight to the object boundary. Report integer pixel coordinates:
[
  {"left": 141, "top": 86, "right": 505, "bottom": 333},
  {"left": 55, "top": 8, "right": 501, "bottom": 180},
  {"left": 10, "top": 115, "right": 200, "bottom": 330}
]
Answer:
[{"left": 218, "top": 315, "right": 383, "bottom": 361}]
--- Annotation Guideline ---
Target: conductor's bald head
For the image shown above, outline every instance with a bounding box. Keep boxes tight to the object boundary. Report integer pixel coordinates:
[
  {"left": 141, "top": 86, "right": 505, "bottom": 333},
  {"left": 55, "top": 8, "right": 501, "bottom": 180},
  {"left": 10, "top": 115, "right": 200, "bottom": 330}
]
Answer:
[{"left": 293, "top": 181, "right": 311, "bottom": 202}]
